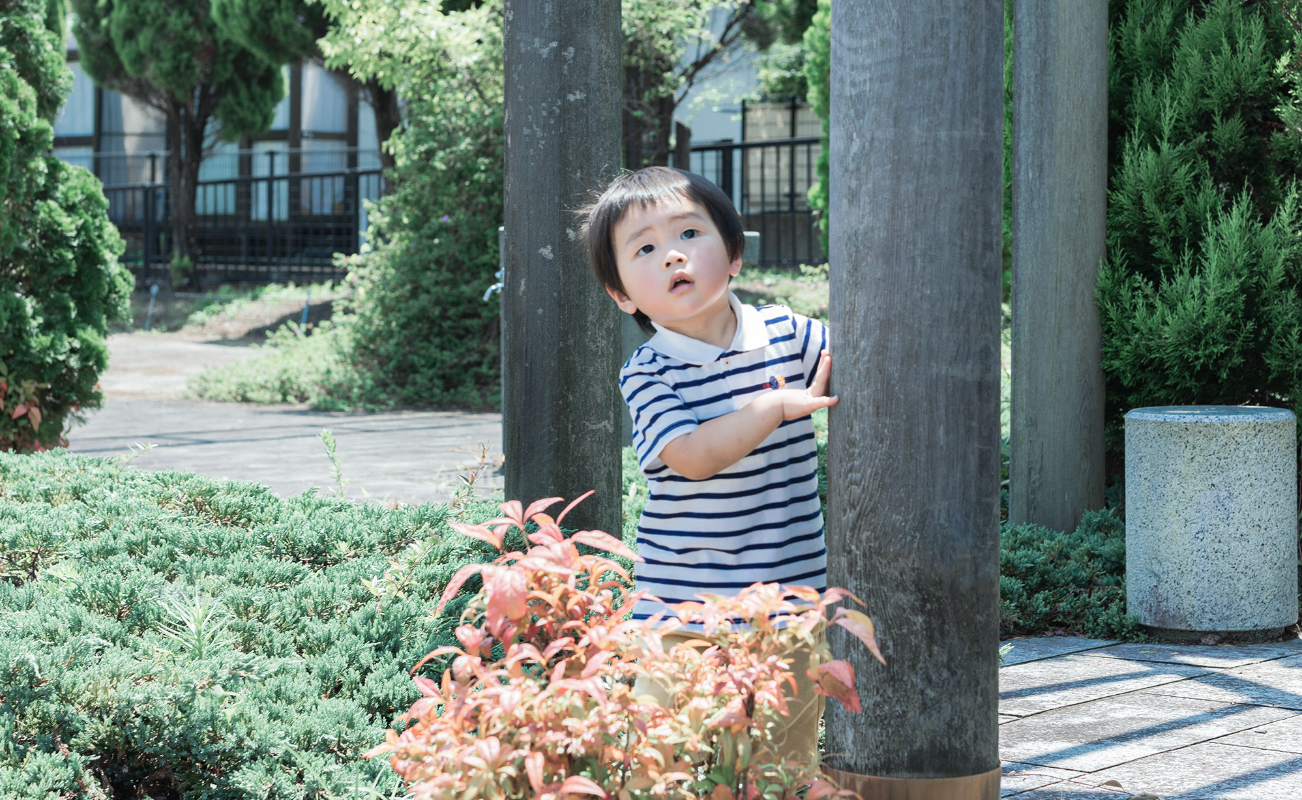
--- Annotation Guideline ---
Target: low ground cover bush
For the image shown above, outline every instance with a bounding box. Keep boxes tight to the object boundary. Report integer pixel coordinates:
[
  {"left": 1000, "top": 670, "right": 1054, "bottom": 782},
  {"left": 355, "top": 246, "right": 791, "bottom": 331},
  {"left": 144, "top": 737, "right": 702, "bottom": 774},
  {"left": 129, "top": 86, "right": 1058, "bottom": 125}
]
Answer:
[
  {"left": 0, "top": 449, "right": 561, "bottom": 798},
  {"left": 1000, "top": 508, "right": 1144, "bottom": 641}
]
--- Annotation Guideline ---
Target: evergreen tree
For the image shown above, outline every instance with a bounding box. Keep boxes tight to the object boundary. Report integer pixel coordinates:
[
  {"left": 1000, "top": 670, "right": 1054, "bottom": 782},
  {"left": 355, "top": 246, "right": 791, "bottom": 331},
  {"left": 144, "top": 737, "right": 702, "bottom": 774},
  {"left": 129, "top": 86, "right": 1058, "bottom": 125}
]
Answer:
[
  {"left": 68, "top": 0, "right": 283, "bottom": 281},
  {"left": 1098, "top": 0, "right": 1302, "bottom": 441},
  {"left": 0, "top": 0, "right": 132, "bottom": 452}
]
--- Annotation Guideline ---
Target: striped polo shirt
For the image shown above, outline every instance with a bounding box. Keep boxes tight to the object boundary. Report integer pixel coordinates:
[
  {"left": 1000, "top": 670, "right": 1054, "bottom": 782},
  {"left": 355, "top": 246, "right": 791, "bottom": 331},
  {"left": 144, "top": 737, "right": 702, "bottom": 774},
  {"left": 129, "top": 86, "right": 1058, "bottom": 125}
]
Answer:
[{"left": 620, "top": 292, "right": 829, "bottom": 629}]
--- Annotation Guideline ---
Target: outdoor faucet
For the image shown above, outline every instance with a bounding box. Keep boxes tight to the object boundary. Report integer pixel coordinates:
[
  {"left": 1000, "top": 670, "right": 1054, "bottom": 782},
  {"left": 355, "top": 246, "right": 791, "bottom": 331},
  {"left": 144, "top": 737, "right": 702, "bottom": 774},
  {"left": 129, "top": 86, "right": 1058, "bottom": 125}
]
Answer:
[{"left": 482, "top": 269, "right": 504, "bottom": 302}]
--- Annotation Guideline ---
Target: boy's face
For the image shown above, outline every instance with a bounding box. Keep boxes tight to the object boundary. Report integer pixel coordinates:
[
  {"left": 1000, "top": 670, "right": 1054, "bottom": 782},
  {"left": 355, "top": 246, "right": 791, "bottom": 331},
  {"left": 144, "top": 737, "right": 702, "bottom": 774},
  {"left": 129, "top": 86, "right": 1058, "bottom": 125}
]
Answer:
[{"left": 605, "top": 195, "right": 741, "bottom": 330}]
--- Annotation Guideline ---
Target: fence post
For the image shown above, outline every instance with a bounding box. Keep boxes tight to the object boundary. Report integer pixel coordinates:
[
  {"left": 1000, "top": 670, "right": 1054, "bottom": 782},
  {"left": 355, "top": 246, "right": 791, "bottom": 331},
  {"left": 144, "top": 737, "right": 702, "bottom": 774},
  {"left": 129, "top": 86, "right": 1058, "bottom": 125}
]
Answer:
[
  {"left": 266, "top": 150, "right": 276, "bottom": 270},
  {"left": 720, "top": 140, "right": 734, "bottom": 206},
  {"left": 143, "top": 153, "right": 157, "bottom": 286}
]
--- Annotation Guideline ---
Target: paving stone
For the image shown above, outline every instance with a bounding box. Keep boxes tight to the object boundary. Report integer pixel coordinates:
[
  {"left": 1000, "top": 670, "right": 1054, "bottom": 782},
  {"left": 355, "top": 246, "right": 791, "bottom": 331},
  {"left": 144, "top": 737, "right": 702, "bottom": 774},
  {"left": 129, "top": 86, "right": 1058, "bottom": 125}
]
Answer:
[
  {"left": 1213, "top": 713, "right": 1302, "bottom": 754},
  {"left": 1001, "top": 637, "right": 1117, "bottom": 666},
  {"left": 1000, "top": 691, "right": 1293, "bottom": 771},
  {"left": 68, "top": 398, "right": 503, "bottom": 505},
  {"left": 1049, "top": 741, "right": 1302, "bottom": 799},
  {"left": 1000, "top": 654, "right": 1211, "bottom": 717},
  {"left": 1001, "top": 763, "right": 1084, "bottom": 797},
  {"left": 1145, "top": 655, "right": 1302, "bottom": 711},
  {"left": 1001, "top": 714, "right": 1019, "bottom": 724},
  {"left": 1088, "top": 639, "right": 1302, "bottom": 669}
]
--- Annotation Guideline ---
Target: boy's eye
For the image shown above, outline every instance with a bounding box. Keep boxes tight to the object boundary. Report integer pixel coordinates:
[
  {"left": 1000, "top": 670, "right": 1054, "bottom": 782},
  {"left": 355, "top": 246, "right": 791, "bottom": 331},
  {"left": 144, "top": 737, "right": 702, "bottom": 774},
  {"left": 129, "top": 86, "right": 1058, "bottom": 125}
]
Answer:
[
  {"left": 681, "top": 229, "right": 698, "bottom": 240},
  {"left": 638, "top": 244, "right": 654, "bottom": 256}
]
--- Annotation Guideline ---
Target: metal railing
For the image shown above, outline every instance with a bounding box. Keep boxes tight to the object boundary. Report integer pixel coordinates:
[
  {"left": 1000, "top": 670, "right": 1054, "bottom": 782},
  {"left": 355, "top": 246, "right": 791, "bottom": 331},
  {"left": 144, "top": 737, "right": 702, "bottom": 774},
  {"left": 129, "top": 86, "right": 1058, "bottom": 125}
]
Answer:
[
  {"left": 676, "top": 136, "right": 825, "bottom": 268},
  {"left": 99, "top": 152, "right": 385, "bottom": 285}
]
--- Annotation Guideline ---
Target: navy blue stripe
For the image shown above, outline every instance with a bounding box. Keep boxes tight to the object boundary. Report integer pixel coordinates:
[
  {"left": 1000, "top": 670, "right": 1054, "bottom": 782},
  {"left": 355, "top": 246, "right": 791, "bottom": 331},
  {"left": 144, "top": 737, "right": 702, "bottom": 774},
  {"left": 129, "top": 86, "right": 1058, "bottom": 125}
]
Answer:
[
  {"left": 647, "top": 468, "right": 817, "bottom": 503},
  {"left": 640, "top": 527, "right": 824, "bottom": 557},
  {"left": 671, "top": 352, "right": 800, "bottom": 391},
  {"left": 641, "top": 418, "right": 696, "bottom": 463},
  {"left": 798, "top": 317, "right": 813, "bottom": 368},
  {"left": 639, "top": 508, "right": 822, "bottom": 539},
  {"left": 631, "top": 389, "right": 683, "bottom": 426},
  {"left": 637, "top": 401, "right": 694, "bottom": 437},
  {"left": 639, "top": 546, "right": 827, "bottom": 572},
  {"left": 635, "top": 566, "right": 827, "bottom": 591},
  {"left": 640, "top": 490, "right": 821, "bottom": 521}
]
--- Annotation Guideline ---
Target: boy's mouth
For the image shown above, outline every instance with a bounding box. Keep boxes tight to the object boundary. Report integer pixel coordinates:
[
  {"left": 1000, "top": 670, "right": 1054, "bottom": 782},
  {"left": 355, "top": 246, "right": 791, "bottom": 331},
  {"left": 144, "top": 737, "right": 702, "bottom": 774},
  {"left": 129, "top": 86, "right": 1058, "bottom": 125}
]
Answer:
[{"left": 670, "top": 272, "right": 694, "bottom": 292}]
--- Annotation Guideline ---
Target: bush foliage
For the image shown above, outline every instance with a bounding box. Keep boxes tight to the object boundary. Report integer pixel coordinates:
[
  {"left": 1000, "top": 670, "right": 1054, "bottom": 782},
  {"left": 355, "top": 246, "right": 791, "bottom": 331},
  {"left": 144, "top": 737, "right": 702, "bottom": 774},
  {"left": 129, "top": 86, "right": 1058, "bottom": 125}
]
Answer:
[
  {"left": 324, "top": 0, "right": 503, "bottom": 411},
  {"left": 1, "top": 0, "right": 132, "bottom": 453},
  {"left": 373, "top": 495, "right": 880, "bottom": 800},
  {"left": 1099, "top": 0, "right": 1302, "bottom": 439},
  {"left": 0, "top": 449, "right": 529, "bottom": 797},
  {"left": 1000, "top": 509, "right": 1145, "bottom": 641}
]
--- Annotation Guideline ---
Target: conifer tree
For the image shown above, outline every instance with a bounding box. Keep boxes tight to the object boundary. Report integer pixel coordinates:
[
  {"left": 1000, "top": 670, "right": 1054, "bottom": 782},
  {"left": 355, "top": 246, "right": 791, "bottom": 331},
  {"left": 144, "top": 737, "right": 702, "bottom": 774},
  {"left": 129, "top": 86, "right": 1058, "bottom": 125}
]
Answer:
[
  {"left": 68, "top": 0, "right": 283, "bottom": 280},
  {"left": 0, "top": 0, "right": 132, "bottom": 452},
  {"left": 1098, "top": 0, "right": 1302, "bottom": 440}
]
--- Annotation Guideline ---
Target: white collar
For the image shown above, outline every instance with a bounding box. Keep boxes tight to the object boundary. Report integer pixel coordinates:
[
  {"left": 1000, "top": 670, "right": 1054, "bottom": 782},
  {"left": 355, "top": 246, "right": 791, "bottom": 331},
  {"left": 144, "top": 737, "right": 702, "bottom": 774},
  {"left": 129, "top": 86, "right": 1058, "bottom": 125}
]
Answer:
[{"left": 644, "top": 292, "right": 770, "bottom": 365}]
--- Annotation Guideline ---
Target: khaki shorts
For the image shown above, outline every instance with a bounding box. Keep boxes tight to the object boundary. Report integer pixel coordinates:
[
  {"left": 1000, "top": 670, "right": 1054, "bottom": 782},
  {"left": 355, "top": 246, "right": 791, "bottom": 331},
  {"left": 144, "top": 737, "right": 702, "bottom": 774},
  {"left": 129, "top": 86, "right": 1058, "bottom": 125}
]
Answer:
[{"left": 631, "top": 629, "right": 826, "bottom": 766}]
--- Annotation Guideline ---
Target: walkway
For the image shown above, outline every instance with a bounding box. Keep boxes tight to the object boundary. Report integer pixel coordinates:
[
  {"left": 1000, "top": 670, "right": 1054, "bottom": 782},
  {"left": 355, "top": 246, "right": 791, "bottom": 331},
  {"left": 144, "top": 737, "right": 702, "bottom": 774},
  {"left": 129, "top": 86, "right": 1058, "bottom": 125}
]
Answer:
[
  {"left": 1000, "top": 635, "right": 1302, "bottom": 798},
  {"left": 67, "top": 333, "right": 502, "bottom": 504}
]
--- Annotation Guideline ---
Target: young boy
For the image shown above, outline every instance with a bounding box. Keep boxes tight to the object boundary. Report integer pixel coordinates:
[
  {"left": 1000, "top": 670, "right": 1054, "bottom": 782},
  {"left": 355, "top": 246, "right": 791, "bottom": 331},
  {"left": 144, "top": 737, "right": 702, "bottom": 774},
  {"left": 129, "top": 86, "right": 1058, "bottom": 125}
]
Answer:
[{"left": 584, "top": 166, "right": 836, "bottom": 763}]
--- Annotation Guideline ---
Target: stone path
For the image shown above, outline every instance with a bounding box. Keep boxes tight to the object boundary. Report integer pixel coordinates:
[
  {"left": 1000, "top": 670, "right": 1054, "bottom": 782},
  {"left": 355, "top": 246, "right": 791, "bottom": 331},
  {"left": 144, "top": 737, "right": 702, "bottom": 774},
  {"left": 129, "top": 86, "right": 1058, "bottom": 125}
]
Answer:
[
  {"left": 67, "top": 333, "right": 502, "bottom": 504},
  {"left": 1000, "top": 635, "right": 1302, "bottom": 798}
]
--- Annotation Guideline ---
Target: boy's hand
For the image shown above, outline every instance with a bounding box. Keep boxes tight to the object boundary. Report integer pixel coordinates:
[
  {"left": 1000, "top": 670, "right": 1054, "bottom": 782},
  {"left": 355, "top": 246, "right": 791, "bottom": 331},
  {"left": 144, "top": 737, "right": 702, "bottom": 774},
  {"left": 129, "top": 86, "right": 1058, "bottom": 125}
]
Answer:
[{"left": 774, "top": 349, "right": 838, "bottom": 420}]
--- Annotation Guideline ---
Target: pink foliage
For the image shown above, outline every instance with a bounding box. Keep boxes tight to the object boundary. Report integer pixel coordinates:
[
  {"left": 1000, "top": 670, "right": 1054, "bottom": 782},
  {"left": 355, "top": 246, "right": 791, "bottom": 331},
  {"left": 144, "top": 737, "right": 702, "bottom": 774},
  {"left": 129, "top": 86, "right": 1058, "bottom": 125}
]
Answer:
[{"left": 369, "top": 493, "right": 884, "bottom": 800}]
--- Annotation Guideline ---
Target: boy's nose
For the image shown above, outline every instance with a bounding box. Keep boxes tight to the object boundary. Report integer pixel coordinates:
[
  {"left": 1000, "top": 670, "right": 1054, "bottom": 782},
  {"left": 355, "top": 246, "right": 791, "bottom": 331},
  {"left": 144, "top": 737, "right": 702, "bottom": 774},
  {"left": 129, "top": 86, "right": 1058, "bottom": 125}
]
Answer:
[{"left": 663, "top": 250, "right": 687, "bottom": 267}]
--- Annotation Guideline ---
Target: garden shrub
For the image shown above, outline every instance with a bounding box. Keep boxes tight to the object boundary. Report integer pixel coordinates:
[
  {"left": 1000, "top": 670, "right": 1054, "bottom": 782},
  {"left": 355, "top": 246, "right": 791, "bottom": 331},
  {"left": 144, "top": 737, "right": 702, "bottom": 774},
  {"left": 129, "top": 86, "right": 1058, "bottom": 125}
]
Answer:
[
  {"left": 1099, "top": 0, "right": 1302, "bottom": 442},
  {"left": 325, "top": 1, "right": 503, "bottom": 411},
  {"left": 371, "top": 495, "right": 880, "bottom": 800},
  {"left": 0, "top": 0, "right": 132, "bottom": 453},
  {"left": 1000, "top": 508, "right": 1145, "bottom": 641},
  {"left": 188, "top": 318, "right": 385, "bottom": 411},
  {"left": 0, "top": 449, "right": 532, "bottom": 798}
]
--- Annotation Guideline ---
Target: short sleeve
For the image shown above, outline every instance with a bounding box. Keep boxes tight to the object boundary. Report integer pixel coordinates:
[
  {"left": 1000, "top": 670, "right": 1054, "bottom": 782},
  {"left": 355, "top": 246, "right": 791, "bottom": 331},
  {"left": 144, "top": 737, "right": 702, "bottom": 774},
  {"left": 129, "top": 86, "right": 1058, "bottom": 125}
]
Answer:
[
  {"left": 794, "top": 312, "right": 829, "bottom": 389},
  {"left": 620, "top": 360, "right": 699, "bottom": 474}
]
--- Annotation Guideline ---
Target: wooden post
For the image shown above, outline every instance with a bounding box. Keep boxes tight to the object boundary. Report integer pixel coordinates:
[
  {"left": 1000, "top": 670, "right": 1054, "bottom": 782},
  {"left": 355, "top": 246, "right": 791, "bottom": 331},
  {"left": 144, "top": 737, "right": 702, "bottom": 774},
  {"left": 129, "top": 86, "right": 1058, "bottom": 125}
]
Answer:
[
  {"left": 825, "top": 0, "right": 1002, "bottom": 794},
  {"left": 1009, "top": 0, "right": 1108, "bottom": 533},
  {"left": 502, "top": 0, "right": 623, "bottom": 535}
]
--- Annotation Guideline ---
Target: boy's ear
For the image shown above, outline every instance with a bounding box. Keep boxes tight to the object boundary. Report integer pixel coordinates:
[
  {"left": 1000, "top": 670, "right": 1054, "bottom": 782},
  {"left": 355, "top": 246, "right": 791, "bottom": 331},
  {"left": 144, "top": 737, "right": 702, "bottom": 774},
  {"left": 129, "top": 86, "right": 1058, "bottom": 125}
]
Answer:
[
  {"left": 605, "top": 285, "right": 638, "bottom": 315},
  {"left": 729, "top": 251, "right": 743, "bottom": 277}
]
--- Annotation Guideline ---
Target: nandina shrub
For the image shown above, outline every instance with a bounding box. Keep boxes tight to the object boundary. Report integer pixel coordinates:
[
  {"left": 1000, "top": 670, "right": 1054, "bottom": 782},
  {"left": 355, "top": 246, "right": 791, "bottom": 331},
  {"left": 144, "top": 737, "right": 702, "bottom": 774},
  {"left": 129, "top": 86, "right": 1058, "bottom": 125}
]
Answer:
[{"left": 370, "top": 493, "right": 885, "bottom": 800}]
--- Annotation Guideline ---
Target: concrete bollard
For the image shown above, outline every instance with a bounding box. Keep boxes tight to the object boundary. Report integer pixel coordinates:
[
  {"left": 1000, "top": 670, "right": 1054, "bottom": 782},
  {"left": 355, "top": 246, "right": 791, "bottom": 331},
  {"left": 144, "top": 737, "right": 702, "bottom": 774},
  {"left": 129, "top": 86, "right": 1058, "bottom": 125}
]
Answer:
[{"left": 1125, "top": 406, "right": 1298, "bottom": 641}]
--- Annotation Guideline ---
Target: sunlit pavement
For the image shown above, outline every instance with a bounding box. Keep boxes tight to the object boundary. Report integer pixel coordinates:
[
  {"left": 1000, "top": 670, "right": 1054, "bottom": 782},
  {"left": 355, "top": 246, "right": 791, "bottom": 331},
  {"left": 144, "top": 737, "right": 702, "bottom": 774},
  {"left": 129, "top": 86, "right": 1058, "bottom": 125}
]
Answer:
[{"left": 1000, "top": 636, "right": 1302, "bottom": 798}]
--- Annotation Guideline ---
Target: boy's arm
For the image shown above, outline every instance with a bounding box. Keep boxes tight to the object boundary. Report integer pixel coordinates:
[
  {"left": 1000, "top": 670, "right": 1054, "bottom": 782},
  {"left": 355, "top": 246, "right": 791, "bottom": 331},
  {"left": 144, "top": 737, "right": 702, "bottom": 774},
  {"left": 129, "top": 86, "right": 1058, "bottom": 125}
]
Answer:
[{"left": 660, "top": 350, "right": 837, "bottom": 481}]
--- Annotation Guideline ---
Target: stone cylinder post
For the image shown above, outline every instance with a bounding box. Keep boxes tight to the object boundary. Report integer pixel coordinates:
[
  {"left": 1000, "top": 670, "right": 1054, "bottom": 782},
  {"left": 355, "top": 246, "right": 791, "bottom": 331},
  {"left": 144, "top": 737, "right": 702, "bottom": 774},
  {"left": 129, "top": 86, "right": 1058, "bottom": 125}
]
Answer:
[
  {"left": 1009, "top": 0, "right": 1108, "bottom": 533},
  {"left": 825, "top": 0, "right": 1003, "bottom": 795},
  {"left": 1125, "top": 407, "right": 1298, "bottom": 641},
  {"left": 502, "top": 0, "right": 623, "bottom": 535}
]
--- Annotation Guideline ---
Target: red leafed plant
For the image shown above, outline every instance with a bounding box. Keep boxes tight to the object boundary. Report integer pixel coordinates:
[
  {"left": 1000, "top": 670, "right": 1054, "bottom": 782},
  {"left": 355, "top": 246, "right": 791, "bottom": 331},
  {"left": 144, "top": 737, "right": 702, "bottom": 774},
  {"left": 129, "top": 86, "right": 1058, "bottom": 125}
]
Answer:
[{"left": 368, "top": 492, "right": 885, "bottom": 800}]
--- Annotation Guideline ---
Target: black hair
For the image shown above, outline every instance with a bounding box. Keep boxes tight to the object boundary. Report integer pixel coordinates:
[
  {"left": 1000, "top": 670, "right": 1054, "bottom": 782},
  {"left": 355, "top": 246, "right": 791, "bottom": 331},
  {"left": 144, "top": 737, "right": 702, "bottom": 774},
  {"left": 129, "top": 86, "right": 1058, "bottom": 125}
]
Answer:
[{"left": 581, "top": 166, "right": 745, "bottom": 335}]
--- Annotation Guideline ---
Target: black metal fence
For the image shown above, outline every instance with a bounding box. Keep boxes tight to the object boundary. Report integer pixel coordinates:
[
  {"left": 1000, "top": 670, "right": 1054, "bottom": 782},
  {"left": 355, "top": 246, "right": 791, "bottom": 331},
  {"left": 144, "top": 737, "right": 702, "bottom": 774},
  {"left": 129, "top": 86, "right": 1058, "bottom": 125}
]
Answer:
[
  {"left": 677, "top": 136, "right": 824, "bottom": 267},
  {"left": 96, "top": 137, "right": 820, "bottom": 285},
  {"left": 99, "top": 149, "right": 385, "bottom": 286}
]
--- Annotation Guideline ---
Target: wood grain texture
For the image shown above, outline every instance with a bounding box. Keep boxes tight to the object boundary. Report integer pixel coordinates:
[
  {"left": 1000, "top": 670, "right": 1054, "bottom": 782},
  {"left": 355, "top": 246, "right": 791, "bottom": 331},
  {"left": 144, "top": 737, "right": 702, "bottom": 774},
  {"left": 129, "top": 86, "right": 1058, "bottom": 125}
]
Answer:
[
  {"left": 1009, "top": 0, "right": 1107, "bottom": 533},
  {"left": 502, "top": 0, "right": 623, "bottom": 535},
  {"left": 825, "top": 0, "right": 1002, "bottom": 780}
]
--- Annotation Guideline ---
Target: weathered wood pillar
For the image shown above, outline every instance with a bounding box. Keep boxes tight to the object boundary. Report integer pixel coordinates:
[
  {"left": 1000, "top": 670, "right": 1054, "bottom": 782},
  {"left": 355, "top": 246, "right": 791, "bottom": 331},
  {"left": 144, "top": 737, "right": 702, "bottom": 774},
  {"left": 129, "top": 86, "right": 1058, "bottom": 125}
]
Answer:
[
  {"left": 825, "top": 0, "right": 1003, "bottom": 794},
  {"left": 502, "top": 0, "right": 623, "bottom": 535},
  {"left": 1009, "top": 1, "right": 1108, "bottom": 534}
]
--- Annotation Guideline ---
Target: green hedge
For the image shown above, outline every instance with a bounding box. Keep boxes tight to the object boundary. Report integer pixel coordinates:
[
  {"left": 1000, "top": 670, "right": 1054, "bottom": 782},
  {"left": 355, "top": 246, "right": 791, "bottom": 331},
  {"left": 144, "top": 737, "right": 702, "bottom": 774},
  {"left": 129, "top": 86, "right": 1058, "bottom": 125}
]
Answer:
[{"left": 0, "top": 450, "right": 548, "bottom": 798}]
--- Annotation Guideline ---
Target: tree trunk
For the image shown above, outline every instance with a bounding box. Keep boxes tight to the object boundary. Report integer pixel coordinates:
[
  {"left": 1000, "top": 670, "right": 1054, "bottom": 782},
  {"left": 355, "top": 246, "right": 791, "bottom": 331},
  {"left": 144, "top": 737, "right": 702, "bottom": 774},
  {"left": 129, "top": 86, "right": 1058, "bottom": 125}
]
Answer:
[
  {"left": 824, "top": 0, "right": 1002, "bottom": 792},
  {"left": 1009, "top": 0, "right": 1107, "bottom": 534},
  {"left": 364, "top": 78, "right": 402, "bottom": 176},
  {"left": 502, "top": 0, "right": 623, "bottom": 535}
]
